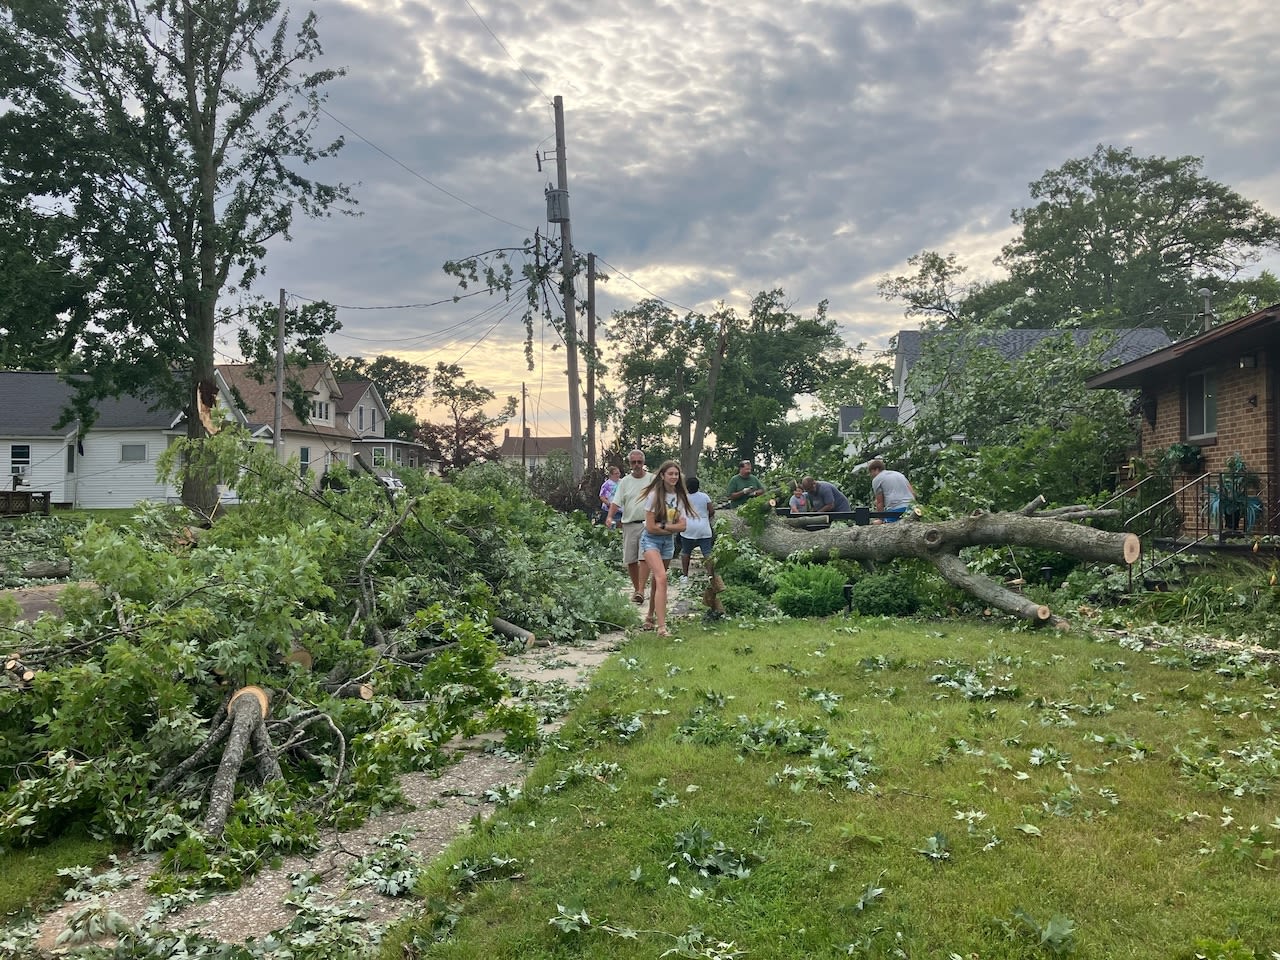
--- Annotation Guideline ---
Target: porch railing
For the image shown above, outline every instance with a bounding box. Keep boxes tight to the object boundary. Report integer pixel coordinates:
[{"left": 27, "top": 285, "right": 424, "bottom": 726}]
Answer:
[{"left": 1102, "top": 470, "right": 1279, "bottom": 581}]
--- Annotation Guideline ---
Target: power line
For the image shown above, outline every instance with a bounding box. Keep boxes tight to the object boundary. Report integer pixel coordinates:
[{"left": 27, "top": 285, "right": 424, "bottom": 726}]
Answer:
[
  {"left": 459, "top": 0, "right": 551, "bottom": 103},
  {"left": 593, "top": 256, "right": 694, "bottom": 313}
]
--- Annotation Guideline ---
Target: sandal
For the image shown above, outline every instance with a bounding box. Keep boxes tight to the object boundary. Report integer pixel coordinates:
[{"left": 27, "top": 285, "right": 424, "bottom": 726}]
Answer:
[
  {"left": 641, "top": 617, "right": 655, "bottom": 631},
  {"left": 632, "top": 592, "right": 645, "bottom": 604},
  {"left": 656, "top": 627, "right": 671, "bottom": 638}
]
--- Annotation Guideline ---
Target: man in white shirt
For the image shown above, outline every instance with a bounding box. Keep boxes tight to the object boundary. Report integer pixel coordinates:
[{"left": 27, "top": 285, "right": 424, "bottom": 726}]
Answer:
[
  {"left": 606, "top": 450, "right": 654, "bottom": 602},
  {"left": 869, "top": 458, "right": 916, "bottom": 522}
]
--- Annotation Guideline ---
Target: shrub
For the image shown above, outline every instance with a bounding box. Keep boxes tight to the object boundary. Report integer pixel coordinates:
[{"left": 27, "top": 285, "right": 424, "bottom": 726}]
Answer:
[
  {"left": 772, "top": 563, "right": 847, "bottom": 618},
  {"left": 718, "top": 585, "right": 778, "bottom": 618},
  {"left": 848, "top": 572, "right": 920, "bottom": 617}
]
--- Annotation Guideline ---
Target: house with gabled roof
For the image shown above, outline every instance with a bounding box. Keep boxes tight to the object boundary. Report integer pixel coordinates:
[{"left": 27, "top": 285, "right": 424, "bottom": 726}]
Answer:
[
  {"left": 0, "top": 369, "right": 255, "bottom": 509},
  {"left": 1087, "top": 302, "right": 1280, "bottom": 542},
  {"left": 496, "top": 428, "right": 574, "bottom": 474},
  {"left": 333, "top": 379, "right": 433, "bottom": 475}
]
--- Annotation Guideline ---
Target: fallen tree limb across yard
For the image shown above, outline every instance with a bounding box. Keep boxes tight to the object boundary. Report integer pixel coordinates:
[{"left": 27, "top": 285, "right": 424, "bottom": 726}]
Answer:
[{"left": 725, "top": 499, "right": 1139, "bottom": 628}]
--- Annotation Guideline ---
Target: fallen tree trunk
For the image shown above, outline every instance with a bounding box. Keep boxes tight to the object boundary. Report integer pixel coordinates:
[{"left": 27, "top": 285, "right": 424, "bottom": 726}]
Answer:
[{"left": 724, "top": 505, "right": 1138, "bottom": 628}]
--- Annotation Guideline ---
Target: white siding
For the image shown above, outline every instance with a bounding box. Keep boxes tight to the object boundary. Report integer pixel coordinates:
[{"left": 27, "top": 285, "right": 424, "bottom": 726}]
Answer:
[
  {"left": 73, "top": 430, "right": 181, "bottom": 508},
  {"left": 2, "top": 436, "right": 76, "bottom": 504}
]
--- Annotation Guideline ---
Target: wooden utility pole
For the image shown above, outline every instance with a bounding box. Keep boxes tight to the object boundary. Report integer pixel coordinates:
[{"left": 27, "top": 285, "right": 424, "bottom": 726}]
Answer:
[
  {"left": 521, "top": 382, "right": 528, "bottom": 472},
  {"left": 552, "top": 96, "right": 585, "bottom": 484},
  {"left": 585, "top": 253, "right": 597, "bottom": 473},
  {"left": 273, "top": 288, "right": 286, "bottom": 460}
]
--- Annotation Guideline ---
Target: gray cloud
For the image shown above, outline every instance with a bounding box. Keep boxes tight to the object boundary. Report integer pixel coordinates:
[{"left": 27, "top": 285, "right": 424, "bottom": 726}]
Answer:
[{"left": 252, "top": 0, "right": 1280, "bottom": 429}]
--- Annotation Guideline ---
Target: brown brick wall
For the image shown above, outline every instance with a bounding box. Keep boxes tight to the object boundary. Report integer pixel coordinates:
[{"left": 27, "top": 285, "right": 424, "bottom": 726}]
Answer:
[{"left": 1140, "top": 349, "right": 1275, "bottom": 476}]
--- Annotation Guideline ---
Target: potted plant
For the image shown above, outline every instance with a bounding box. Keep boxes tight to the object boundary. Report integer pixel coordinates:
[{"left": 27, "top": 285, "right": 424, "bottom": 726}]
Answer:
[
  {"left": 1161, "top": 442, "right": 1204, "bottom": 475},
  {"left": 1206, "top": 452, "right": 1262, "bottom": 532}
]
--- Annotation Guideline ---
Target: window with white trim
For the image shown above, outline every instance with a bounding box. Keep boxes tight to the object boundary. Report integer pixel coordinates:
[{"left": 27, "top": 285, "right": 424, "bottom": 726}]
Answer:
[
  {"left": 66, "top": 445, "right": 75, "bottom": 473},
  {"left": 10, "top": 444, "right": 30, "bottom": 477},
  {"left": 357, "top": 405, "right": 365, "bottom": 430},
  {"left": 372, "top": 447, "right": 386, "bottom": 467},
  {"left": 299, "top": 446, "right": 311, "bottom": 477},
  {"left": 121, "top": 443, "right": 146, "bottom": 462},
  {"left": 1185, "top": 370, "right": 1217, "bottom": 440},
  {"left": 310, "top": 400, "right": 330, "bottom": 422}
]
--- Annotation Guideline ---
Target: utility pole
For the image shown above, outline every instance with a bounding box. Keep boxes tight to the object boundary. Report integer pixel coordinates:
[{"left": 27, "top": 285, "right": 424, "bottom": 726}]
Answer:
[
  {"left": 273, "top": 288, "right": 286, "bottom": 460},
  {"left": 550, "top": 95, "right": 585, "bottom": 484},
  {"left": 521, "top": 382, "right": 528, "bottom": 472},
  {"left": 586, "top": 252, "right": 597, "bottom": 473}
]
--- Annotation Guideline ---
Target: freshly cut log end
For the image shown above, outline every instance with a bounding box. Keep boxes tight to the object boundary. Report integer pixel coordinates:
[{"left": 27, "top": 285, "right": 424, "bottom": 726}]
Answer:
[
  {"left": 227, "top": 685, "right": 270, "bottom": 720},
  {"left": 1121, "top": 533, "right": 1141, "bottom": 566}
]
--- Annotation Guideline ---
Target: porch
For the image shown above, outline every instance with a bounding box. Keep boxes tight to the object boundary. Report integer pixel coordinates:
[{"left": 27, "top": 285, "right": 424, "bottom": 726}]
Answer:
[{"left": 1107, "top": 471, "right": 1280, "bottom": 579}]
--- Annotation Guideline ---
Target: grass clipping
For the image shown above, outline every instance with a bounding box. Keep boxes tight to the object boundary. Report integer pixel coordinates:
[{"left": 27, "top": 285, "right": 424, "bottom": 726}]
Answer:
[{"left": 392, "top": 618, "right": 1280, "bottom": 959}]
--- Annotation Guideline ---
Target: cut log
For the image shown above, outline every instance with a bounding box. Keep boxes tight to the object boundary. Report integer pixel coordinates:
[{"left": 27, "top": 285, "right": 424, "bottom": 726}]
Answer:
[
  {"left": 20, "top": 559, "right": 71, "bottom": 579},
  {"left": 492, "top": 616, "right": 538, "bottom": 648},
  {"left": 203, "top": 686, "right": 280, "bottom": 836},
  {"left": 724, "top": 508, "right": 1139, "bottom": 628}
]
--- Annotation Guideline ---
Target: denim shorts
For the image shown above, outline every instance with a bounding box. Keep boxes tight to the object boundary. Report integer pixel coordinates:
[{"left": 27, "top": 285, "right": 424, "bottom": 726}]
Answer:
[
  {"left": 639, "top": 531, "right": 675, "bottom": 560},
  {"left": 681, "top": 535, "right": 713, "bottom": 557}
]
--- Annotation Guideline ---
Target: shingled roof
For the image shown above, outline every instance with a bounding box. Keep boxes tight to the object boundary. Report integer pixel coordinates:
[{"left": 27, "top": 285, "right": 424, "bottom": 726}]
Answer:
[
  {"left": 0, "top": 371, "right": 180, "bottom": 436},
  {"left": 895, "top": 327, "right": 1172, "bottom": 377}
]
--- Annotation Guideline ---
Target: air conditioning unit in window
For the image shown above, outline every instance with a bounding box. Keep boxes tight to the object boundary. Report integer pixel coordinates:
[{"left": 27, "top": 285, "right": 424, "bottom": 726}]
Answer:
[{"left": 10, "top": 465, "right": 27, "bottom": 476}]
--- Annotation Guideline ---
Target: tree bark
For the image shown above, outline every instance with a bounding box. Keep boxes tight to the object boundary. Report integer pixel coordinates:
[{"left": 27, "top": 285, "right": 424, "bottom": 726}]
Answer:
[
  {"left": 202, "top": 686, "right": 279, "bottom": 836},
  {"left": 725, "top": 507, "right": 1138, "bottom": 627}
]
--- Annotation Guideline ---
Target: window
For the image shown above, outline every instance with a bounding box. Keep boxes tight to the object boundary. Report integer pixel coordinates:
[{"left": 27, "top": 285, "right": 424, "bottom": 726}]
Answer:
[
  {"left": 310, "top": 400, "right": 330, "bottom": 422},
  {"left": 1186, "top": 371, "right": 1217, "bottom": 439},
  {"left": 357, "top": 405, "right": 365, "bottom": 430},
  {"left": 10, "top": 444, "right": 30, "bottom": 477},
  {"left": 299, "top": 446, "right": 311, "bottom": 477},
  {"left": 66, "top": 445, "right": 75, "bottom": 473},
  {"left": 121, "top": 443, "right": 146, "bottom": 462},
  {"left": 394, "top": 449, "right": 403, "bottom": 465},
  {"left": 372, "top": 447, "right": 386, "bottom": 467}
]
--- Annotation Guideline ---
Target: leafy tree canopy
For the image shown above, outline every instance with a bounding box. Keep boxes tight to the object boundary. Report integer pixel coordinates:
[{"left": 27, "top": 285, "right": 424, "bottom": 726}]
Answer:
[
  {"left": 0, "top": 0, "right": 353, "bottom": 508},
  {"left": 415, "top": 362, "right": 516, "bottom": 473},
  {"left": 881, "top": 147, "right": 1280, "bottom": 339}
]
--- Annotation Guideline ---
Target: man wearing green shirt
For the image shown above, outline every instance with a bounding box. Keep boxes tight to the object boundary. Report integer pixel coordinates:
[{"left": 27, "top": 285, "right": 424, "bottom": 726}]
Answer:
[{"left": 725, "top": 460, "right": 765, "bottom": 507}]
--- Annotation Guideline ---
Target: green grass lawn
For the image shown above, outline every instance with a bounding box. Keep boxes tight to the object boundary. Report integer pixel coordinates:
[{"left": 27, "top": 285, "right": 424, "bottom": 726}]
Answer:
[
  {"left": 0, "top": 831, "right": 114, "bottom": 921},
  {"left": 388, "top": 617, "right": 1280, "bottom": 960}
]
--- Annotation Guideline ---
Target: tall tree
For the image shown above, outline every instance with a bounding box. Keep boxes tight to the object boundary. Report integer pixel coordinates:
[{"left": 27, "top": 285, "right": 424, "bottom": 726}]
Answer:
[
  {"left": 415, "top": 362, "right": 516, "bottom": 474},
  {"left": 607, "top": 299, "right": 729, "bottom": 474},
  {"left": 712, "top": 290, "right": 846, "bottom": 464},
  {"left": 0, "top": 198, "right": 88, "bottom": 370},
  {"left": 0, "top": 0, "right": 352, "bottom": 509},
  {"left": 997, "top": 145, "right": 1280, "bottom": 336}
]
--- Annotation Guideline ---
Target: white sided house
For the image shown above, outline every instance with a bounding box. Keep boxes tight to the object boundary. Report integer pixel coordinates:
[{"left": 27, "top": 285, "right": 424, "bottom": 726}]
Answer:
[{"left": 0, "top": 371, "right": 189, "bottom": 508}]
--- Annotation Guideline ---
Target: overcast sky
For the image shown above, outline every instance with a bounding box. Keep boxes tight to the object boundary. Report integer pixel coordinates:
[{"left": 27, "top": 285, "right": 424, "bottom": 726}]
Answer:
[{"left": 245, "top": 0, "right": 1280, "bottom": 435}]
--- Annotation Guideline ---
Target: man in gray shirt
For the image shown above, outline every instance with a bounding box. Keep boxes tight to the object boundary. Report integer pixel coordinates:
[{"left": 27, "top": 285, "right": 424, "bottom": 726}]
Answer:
[
  {"left": 868, "top": 458, "right": 915, "bottom": 522},
  {"left": 802, "top": 476, "right": 851, "bottom": 513}
]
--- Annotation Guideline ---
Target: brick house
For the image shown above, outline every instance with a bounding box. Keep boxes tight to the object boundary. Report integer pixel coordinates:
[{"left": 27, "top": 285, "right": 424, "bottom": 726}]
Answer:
[{"left": 1086, "top": 302, "right": 1279, "bottom": 539}]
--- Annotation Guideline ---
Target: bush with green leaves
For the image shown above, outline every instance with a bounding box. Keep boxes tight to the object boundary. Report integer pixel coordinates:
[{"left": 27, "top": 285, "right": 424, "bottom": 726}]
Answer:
[
  {"left": 848, "top": 571, "right": 921, "bottom": 617},
  {"left": 771, "top": 562, "right": 847, "bottom": 617},
  {"left": 0, "top": 428, "right": 630, "bottom": 888}
]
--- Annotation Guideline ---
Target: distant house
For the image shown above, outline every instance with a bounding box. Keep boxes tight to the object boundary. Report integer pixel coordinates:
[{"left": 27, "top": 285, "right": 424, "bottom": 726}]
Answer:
[
  {"left": 889, "top": 327, "right": 1172, "bottom": 430},
  {"left": 496, "top": 428, "right": 574, "bottom": 474},
  {"left": 1086, "top": 302, "right": 1280, "bottom": 536},
  {"left": 332, "top": 379, "right": 434, "bottom": 474},
  {"left": 0, "top": 363, "right": 435, "bottom": 510},
  {"left": 0, "top": 370, "right": 252, "bottom": 509}
]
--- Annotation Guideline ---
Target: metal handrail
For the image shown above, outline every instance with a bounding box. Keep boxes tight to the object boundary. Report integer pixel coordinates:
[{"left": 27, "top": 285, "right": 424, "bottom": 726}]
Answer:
[{"left": 1125, "top": 471, "right": 1209, "bottom": 526}]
